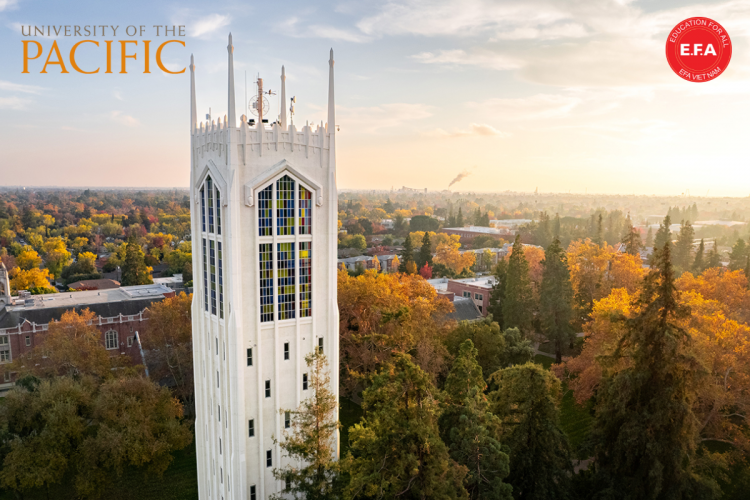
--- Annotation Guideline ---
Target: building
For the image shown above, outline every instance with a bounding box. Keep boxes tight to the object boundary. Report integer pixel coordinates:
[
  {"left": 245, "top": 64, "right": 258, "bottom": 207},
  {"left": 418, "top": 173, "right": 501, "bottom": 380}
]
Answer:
[
  {"left": 428, "top": 276, "right": 496, "bottom": 316},
  {"left": 0, "top": 284, "right": 176, "bottom": 395},
  {"left": 442, "top": 225, "right": 512, "bottom": 240},
  {"left": 189, "top": 35, "right": 339, "bottom": 500},
  {"left": 66, "top": 278, "right": 121, "bottom": 290}
]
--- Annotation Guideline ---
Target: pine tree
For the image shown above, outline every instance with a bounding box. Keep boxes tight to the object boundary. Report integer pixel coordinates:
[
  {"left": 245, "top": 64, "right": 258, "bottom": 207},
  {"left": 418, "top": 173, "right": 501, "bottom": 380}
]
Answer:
[
  {"left": 121, "top": 235, "right": 153, "bottom": 286},
  {"left": 706, "top": 240, "right": 721, "bottom": 269},
  {"left": 539, "top": 239, "right": 574, "bottom": 364},
  {"left": 488, "top": 259, "right": 508, "bottom": 329},
  {"left": 442, "top": 341, "right": 513, "bottom": 500},
  {"left": 417, "top": 231, "right": 433, "bottom": 269},
  {"left": 591, "top": 242, "right": 716, "bottom": 499},
  {"left": 457, "top": 207, "right": 464, "bottom": 227},
  {"left": 553, "top": 213, "right": 561, "bottom": 240},
  {"left": 692, "top": 239, "right": 705, "bottom": 275},
  {"left": 594, "top": 214, "right": 604, "bottom": 246},
  {"left": 399, "top": 235, "right": 415, "bottom": 273},
  {"left": 272, "top": 352, "right": 342, "bottom": 500},
  {"left": 673, "top": 220, "right": 695, "bottom": 274},
  {"left": 344, "top": 354, "right": 468, "bottom": 500},
  {"left": 650, "top": 215, "right": 672, "bottom": 266},
  {"left": 489, "top": 363, "right": 572, "bottom": 500},
  {"left": 448, "top": 207, "right": 456, "bottom": 227},
  {"left": 728, "top": 238, "right": 747, "bottom": 271},
  {"left": 621, "top": 215, "right": 642, "bottom": 256},
  {"left": 503, "top": 235, "right": 534, "bottom": 333},
  {"left": 645, "top": 226, "right": 654, "bottom": 247}
]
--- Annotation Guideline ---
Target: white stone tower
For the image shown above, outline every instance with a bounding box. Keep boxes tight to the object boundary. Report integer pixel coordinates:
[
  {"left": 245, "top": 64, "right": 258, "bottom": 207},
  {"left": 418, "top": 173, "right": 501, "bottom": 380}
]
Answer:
[
  {"left": 0, "top": 262, "right": 10, "bottom": 309},
  {"left": 189, "top": 34, "right": 339, "bottom": 500}
]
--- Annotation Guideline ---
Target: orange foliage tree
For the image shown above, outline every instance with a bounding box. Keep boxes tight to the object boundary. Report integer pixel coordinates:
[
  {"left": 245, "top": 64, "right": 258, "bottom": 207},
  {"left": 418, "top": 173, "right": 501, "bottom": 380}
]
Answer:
[{"left": 337, "top": 269, "right": 454, "bottom": 396}]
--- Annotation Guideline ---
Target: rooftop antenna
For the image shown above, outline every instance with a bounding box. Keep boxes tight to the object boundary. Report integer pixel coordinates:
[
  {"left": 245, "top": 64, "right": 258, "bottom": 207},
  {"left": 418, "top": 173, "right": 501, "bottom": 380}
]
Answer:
[
  {"left": 290, "top": 96, "right": 296, "bottom": 124},
  {"left": 244, "top": 71, "right": 247, "bottom": 123},
  {"left": 250, "top": 75, "right": 275, "bottom": 123},
  {"left": 206, "top": 107, "right": 211, "bottom": 121}
]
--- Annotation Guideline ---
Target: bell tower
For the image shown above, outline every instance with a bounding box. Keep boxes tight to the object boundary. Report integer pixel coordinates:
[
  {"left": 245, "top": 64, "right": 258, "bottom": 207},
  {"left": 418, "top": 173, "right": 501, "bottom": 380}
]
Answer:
[
  {"left": 0, "top": 262, "right": 10, "bottom": 309},
  {"left": 189, "top": 34, "right": 339, "bottom": 499}
]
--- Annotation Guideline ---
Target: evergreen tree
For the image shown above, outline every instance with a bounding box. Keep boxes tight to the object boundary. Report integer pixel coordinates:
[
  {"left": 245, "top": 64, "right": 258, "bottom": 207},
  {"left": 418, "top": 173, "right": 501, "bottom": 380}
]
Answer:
[
  {"left": 692, "top": 239, "right": 705, "bottom": 275},
  {"left": 591, "top": 243, "right": 716, "bottom": 499},
  {"left": 594, "top": 214, "right": 604, "bottom": 246},
  {"left": 535, "top": 212, "right": 552, "bottom": 248},
  {"left": 503, "top": 235, "right": 534, "bottom": 333},
  {"left": 448, "top": 207, "right": 456, "bottom": 227},
  {"left": 706, "top": 241, "right": 721, "bottom": 269},
  {"left": 650, "top": 215, "right": 672, "bottom": 266},
  {"left": 417, "top": 231, "right": 433, "bottom": 269},
  {"left": 539, "top": 239, "right": 574, "bottom": 364},
  {"left": 488, "top": 259, "right": 508, "bottom": 328},
  {"left": 273, "top": 352, "right": 342, "bottom": 500},
  {"left": 442, "top": 341, "right": 513, "bottom": 500},
  {"left": 489, "top": 363, "right": 572, "bottom": 500},
  {"left": 344, "top": 354, "right": 468, "bottom": 500},
  {"left": 121, "top": 235, "right": 153, "bottom": 286},
  {"left": 673, "top": 220, "right": 695, "bottom": 274},
  {"left": 383, "top": 197, "right": 395, "bottom": 213},
  {"left": 621, "top": 216, "right": 642, "bottom": 256},
  {"left": 399, "top": 235, "right": 415, "bottom": 273},
  {"left": 728, "top": 238, "right": 747, "bottom": 271},
  {"left": 553, "top": 213, "right": 561, "bottom": 240},
  {"left": 474, "top": 208, "right": 482, "bottom": 226},
  {"left": 645, "top": 226, "right": 654, "bottom": 247},
  {"left": 457, "top": 207, "right": 464, "bottom": 227}
]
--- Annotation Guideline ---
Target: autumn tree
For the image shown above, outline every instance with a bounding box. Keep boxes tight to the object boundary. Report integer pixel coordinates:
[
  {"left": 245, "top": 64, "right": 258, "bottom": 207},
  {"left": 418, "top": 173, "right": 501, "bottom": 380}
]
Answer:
[
  {"left": 539, "top": 239, "right": 574, "bottom": 363},
  {"left": 489, "top": 363, "right": 572, "bottom": 500},
  {"left": 43, "top": 237, "right": 72, "bottom": 279},
  {"left": 121, "top": 234, "right": 153, "bottom": 286},
  {"left": 273, "top": 352, "right": 342, "bottom": 500},
  {"left": 9, "top": 267, "right": 56, "bottom": 294},
  {"left": 16, "top": 245, "right": 42, "bottom": 270},
  {"left": 434, "top": 234, "right": 475, "bottom": 275},
  {"left": 142, "top": 292, "right": 194, "bottom": 415},
  {"left": 503, "top": 235, "right": 534, "bottom": 332},
  {"left": 591, "top": 243, "right": 716, "bottom": 498},
  {"left": 344, "top": 354, "right": 468, "bottom": 500},
  {"left": 621, "top": 216, "right": 642, "bottom": 256}
]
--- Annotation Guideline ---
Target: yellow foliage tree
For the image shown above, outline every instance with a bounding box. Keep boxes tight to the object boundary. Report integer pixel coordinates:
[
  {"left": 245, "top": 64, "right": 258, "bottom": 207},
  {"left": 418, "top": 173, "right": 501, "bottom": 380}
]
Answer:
[
  {"left": 9, "top": 267, "right": 55, "bottom": 293},
  {"left": 16, "top": 246, "right": 42, "bottom": 270},
  {"left": 434, "top": 238, "right": 475, "bottom": 274}
]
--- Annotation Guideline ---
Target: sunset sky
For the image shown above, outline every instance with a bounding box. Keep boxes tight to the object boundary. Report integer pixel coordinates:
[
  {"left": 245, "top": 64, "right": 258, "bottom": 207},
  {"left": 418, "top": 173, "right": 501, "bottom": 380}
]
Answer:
[{"left": 2, "top": 0, "right": 750, "bottom": 195}]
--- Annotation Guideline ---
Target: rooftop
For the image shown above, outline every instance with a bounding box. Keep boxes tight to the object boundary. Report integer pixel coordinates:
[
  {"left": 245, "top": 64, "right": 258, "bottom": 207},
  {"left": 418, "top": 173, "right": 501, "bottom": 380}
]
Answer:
[
  {"left": 443, "top": 226, "right": 508, "bottom": 235},
  {"left": 5, "top": 284, "right": 173, "bottom": 313}
]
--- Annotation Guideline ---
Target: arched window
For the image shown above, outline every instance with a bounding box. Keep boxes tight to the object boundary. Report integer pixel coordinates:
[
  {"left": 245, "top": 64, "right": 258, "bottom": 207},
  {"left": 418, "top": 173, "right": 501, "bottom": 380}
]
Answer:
[
  {"left": 199, "top": 174, "right": 224, "bottom": 318},
  {"left": 105, "top": 330, "right": 118, "bottom": 350}
]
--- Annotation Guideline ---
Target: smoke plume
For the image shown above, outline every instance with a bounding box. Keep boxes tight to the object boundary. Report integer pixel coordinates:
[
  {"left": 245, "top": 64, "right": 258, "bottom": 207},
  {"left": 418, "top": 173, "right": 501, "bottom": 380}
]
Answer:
[{"left": 448, "top": 169, "right": 472, "bottom": 188}]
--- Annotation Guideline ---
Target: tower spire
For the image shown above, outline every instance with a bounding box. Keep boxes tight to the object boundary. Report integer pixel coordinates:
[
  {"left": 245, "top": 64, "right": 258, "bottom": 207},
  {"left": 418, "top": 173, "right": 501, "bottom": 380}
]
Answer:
[
  {"left": 190, "top": 54, "right": 196, "bottom": 133},
  {"left": 327, "top": 49, "right": 335, "bottom": 134},
  {"left": 227, "top": 33, "right": 236, "bottom": 129},
  {"left": 280, "top": 65, "right": 287, "bottom": 129}
]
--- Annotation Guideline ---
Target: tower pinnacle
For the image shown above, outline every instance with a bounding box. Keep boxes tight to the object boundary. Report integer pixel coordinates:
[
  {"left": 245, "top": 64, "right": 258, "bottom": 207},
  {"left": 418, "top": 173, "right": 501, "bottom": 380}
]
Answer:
[{"left": 227, "top": 33, "right": 236, "bottom": 129}]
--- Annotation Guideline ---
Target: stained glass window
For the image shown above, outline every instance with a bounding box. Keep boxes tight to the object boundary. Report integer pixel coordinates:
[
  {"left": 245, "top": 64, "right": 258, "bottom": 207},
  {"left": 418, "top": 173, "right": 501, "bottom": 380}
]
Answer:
[
  {"left": 299, "top": 242, "right": 311, "bottom": 317},
  {"left": 216, "top": 188, "right": 222, "bottom": 235},
  {"left": 200, "top": 186, "right": 206, "bottom": 232},
  {"left": 259, "top": 244, "right": 274, "bottom": 322},
  {"left": 207, "top": 176, "right": 214, "bottom": 234},
  {"left": 210, "top": 240, "right": 216, "bottom": 315},
  {"left": 258, "top": 185, "right": 272, "bottom": 237},
  {"left": 202, "top": 238, "right": 208, "bottom": 312},
  {"left": 277, "top": 242, "right": 296, "bottom": 320},
  {"left": 218, "top": 242, "right": 224, "bottom": 319},
  {"left": 276, "top": 175, "right": 295, "bottom": 236},
  {"left": 299, "top": 186, "right": 312, "bottom": 235}
]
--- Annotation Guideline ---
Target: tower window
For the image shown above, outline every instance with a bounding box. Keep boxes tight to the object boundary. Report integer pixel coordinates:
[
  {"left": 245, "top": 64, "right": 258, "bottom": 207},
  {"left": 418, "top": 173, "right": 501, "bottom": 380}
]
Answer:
[
  {"left": 265, "top": 380, "right": 271, "bottom": 398},
  {"left": 266, "top": 450, "right": 272, "bottom": 468},
  {"left": 284, "top": 342, "right": 289, "bottom": 360},
  {"left": 203, "top": 239, "right": 208, "bottom": 311},
  {"left": 299, "top": 242, "right": 312, "bottom": 317},
  {"left": 218, "top": 405, "right": 221, "bottom": 421},
  {"left": 277, "top": 243, "right": 296, "bottom": 320},
  {"left": 200, "top": 185, "right": 206, "bottom": 232},
  {"left": 218, "top": 242, "right": 224, "bottom": 319},
  {"left": 207, "top": 176, "right": 214, "bottom": 233},
  {"left": 299, "top": 185, "right": 312, "bottom": 234},
  {"left": 303, "top": 373, "right": 308, "bottom": 391},
  {"left": 259, "top": 244, "right": 274, "bottom": 322},
  {"left": 250, "top": 485, "right": 256, "bottom": 500},
  {"left": 219, "top": 438, "right": 222, "bottom": 454},
  {"left": 258, "top": 185, "right": 273, "bottom": 237},
  {"left": 246, "top": 348, "right": 253, "bottom": 366},
  {"left": 285, "top": 411, "right": 291, "bottom": 429},
  {"left": 318, "top": 337, "right": 324, "bottom": 354},
  {"left": 210, "top": 240, "right": 217, "bottom": 315},
  {"left": 215, "top": 338, "right": 218, "bottom": 354},
  {"left": 216, "top": 187, "right": 222, "bottom": 235},
  {"left": 248, "top": 419, "right": 254, "bottom": 437},
  {"left": 276, "top": 175, "right": 295, "bottom": 236}
]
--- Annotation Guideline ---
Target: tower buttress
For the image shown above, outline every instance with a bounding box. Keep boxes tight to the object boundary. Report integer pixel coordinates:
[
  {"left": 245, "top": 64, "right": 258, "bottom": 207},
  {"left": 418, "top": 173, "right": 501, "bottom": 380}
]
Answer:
[{"left": 280, "top": 66, "right": 287, "bottom": 129}]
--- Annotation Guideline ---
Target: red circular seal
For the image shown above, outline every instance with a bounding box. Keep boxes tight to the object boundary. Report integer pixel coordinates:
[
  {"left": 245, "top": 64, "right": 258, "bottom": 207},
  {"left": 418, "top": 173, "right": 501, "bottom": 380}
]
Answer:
[{"left": 666, "top": 18, "right": 731, "bottom": 82}]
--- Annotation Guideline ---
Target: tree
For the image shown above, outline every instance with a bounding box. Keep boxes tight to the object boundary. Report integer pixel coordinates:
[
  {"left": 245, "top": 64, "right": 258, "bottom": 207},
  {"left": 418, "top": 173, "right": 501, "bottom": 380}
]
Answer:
[
  {"left": 692, "top": 238, "right": 706, "bottom": 274},
  {"left": 273, "top": 352, "right": 342, "bottom": 500},
  {"left": 591, "top": 243, "right": 716, "bottom": 499},
  {"left": 706, "top": 240, "right": 721, "bottom": 269},
  {"left": 489, "top": 363, "right": 572, "bottom": 500},
  {"left": 419, "top": 263, "right": 432, "bottom": 279},
  {"left": 445, "top": 318, "right": 507, "bottom": 378},
  {"left": 651, "top": 214, "right": 672, "bottom": 266},
  {"left": 417, "top": 231, "right": 433, "bottom": 269},
  {"left": 728, "top": 238, "right": 748, "bottom": 271},
  {"left": 410, "top": 215, "right": 439, "bottom": 233},
  {"left": 344, "top": 353, "right": 468, "bottom": 500},
  {"left": 142, "top": 293, "right": 194, "bottom": 415},
  {"left": 43, "top": 237, "right": 72, "bottom": 279},
  {"left": 539, "top": 239, "right": 574, "bottom": 363},
  {"left": 503, "top": 235, "right": 534, "bottom": 332},
  {"left": 673, "top": 220, "right": 695, "bottom": 274},
  {"left": 500, "top": 327, "right": 534, "bottom": 367},
  {"left": 399, "top": 233, "right": 415, "bottom": 272},
  {"left": 621, "top": 216, "right": 642, "bottom": 256},
  {"left": 16, "top": 246, "right": 42, "bottom": 270},
  {"left": 120, "top": 234, "right": 153, "bottom": 286},
  {"left": 442, "top": 341, "right": 513, "bottom": 500},
  {"left": 457, "top": 207, "right": 464, "bottom": 227},
  {"left": 645, "top": 226, "right": 654, "bottom": 247},
  {"left": 594, "top": 213, "right": 603, "bottom": 246},
  {"left": 488, "top": 260, "right": 508, "bottom": 328},
  {"left": 434, "top": 236, "right": 475, "bottom": 275},
  {"left": 9, "top": 267, "right": 56, "bottom": 294}
]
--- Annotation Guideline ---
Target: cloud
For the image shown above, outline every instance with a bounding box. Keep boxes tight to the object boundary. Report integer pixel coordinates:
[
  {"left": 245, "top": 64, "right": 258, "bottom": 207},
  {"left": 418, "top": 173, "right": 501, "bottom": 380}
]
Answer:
[
  {"left": 470, "top": 94, "right": 582, "bottom": 120},
  {"left": 277, "top": 18, "right": 371, "bottom": 43},
  {"left": 110, "top": 111, "right": 140, "bottom": 127},
  {"left": 0, "top": 80, "right": 45, "bottom": 94},
  {"left": 112, "top": 90, "right": 123, "bottom": 101},
  {"left": 171, "top": 11, "right": 231, "bottom": 39},
  {"left": 425, "top": 123, "right": 509, "bottom": 138},
  {"left": 337, "top": 103, "right": 433, "bottom": 132},
  {"left": 0, "top": 96, "right": 29, "bottom": 109},
  {"left": 0, "top": 0, "right": 18, "bottom": 12},
  {"left": 412, "top": 49, "right": 520, "bottom": 71}
]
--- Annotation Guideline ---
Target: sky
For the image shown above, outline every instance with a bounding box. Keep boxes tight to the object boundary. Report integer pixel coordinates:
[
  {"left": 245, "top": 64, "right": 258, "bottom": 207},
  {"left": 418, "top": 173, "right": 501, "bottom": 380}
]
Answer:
[{"left": 1, "top": 0, "right": 750, "bottom": 196}]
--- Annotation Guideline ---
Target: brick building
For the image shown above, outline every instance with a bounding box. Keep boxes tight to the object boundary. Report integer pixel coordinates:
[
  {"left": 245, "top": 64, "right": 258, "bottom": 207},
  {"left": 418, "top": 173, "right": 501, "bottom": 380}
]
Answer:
[
  {"left": 428, "top": 276, "right": 497, "bottom": 316},
  {"left": 0, "top": 284, "right": 176, "bottom": 395}
]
